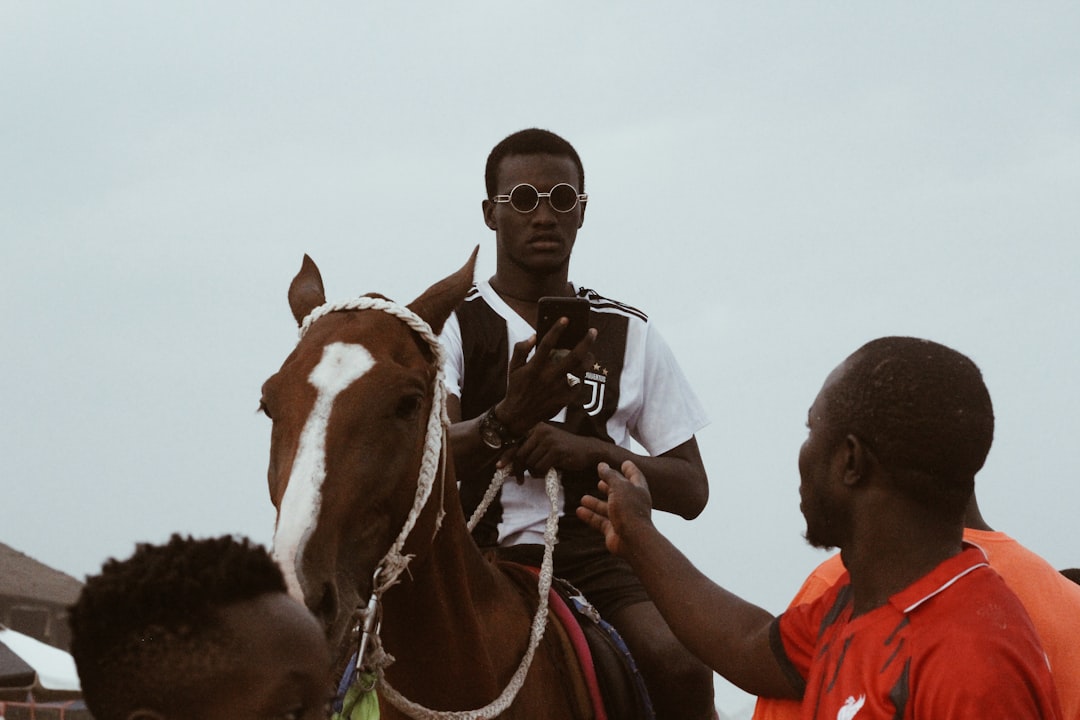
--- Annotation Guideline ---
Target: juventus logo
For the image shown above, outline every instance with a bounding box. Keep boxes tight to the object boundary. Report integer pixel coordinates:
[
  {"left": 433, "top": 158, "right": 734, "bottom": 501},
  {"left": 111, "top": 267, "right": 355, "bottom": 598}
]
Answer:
[{"left": 582, "top": 364, "right": 608, "bottom": 416}]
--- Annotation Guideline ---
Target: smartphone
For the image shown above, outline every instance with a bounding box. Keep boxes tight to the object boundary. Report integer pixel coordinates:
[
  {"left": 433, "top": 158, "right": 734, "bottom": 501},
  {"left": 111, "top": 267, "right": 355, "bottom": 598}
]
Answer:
[{"left": 536, "top": 296, "right": 590, "bottom": 350}]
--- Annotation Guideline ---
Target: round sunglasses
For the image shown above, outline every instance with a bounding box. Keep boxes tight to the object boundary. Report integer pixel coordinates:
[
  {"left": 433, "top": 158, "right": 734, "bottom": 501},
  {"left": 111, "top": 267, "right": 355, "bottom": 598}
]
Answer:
[{"left": 493, "top": 183, "right": 588, "bottom": 213}]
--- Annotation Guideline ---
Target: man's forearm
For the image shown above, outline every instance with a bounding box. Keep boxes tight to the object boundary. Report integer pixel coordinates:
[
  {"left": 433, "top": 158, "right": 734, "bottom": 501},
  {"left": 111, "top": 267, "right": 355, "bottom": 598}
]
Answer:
[
  {"left": 448, "top": 416, "right": 501, "bottom": 475},
  {"left": 619, "top": 522, "right": 797, "bottom": 698}
]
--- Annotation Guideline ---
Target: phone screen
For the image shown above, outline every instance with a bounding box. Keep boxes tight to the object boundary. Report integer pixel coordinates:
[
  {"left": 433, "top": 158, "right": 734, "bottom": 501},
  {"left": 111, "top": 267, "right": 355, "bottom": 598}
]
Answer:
[{"left": 536, "top": 297, "right": 590, "bottom": 350}]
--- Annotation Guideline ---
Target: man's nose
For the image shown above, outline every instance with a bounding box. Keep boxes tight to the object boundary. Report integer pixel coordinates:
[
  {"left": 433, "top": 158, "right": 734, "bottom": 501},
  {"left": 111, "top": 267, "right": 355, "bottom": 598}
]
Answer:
[{"left": 530, "top": 199, "right": 558, "bottom": 223}]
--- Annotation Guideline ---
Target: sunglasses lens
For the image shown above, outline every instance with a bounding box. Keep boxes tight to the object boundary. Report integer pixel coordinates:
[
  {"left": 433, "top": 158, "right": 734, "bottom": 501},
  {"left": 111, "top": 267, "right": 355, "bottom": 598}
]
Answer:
[
  {"left": 509, "top": 184, "right": 539, "bottom": 212},
  {"left": 549, "top": 184, "right": 579, "bottom": 212}
]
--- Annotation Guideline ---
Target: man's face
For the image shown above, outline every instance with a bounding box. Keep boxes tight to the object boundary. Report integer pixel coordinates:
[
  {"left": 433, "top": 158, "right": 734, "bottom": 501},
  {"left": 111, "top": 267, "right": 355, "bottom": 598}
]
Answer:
[
  {"left": 483, "top": 153, "right": 585, "bottom": 276},
  {"left": 193, "top": 593, "right": 331, "bottom": 720},
  {"left": 798, "top": 362, "right": 850, "bottom": 550}
]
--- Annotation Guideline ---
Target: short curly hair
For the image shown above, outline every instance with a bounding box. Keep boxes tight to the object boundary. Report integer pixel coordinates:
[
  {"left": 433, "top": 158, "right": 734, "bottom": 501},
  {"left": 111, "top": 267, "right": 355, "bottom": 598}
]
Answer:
[
  {"left": 68, "top": 534, "right": 287, "bottom": 720},
  {"left": 824, "top": 337, "right": 994, "bottom": 519},
  {"left": 484, "top": 128, "right": 585, "bottom": 200}
]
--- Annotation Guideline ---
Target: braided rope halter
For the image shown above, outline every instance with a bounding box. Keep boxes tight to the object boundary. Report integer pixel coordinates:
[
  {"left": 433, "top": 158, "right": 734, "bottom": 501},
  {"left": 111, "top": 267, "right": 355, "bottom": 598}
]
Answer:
[{"left": 299, "top": 296, "right": 559, "bottom": 720}]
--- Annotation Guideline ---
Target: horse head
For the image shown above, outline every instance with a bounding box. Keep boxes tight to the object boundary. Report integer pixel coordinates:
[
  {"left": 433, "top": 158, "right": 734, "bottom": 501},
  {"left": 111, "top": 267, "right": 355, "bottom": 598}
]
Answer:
[{"left": 260, "top": 249, "right": 476, "bottom": 651}]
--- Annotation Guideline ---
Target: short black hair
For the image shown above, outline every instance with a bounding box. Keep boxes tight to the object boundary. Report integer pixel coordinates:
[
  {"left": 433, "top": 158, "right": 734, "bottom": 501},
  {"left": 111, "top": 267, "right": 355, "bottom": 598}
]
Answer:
[
  {"left": 1061, "top": 568, "right": 1080, "bottom": 586},
  {"left": 69, "top": 534, "right": 287, "bottom": 720},
  {"left": 825, "top": 337, "right": 994, "bottom": 519},
  {"left": 485, "top": 128, "right": 585, "bottom": 199}
]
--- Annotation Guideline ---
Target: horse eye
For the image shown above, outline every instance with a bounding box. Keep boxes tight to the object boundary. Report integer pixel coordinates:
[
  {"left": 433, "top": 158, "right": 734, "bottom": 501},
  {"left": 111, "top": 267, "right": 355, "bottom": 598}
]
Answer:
[
  {"left": 258, "top": 399, "right": 273, "bottom": 419},
  {"left": 395, "top": 394, "right": 423, "bottom": 421}
]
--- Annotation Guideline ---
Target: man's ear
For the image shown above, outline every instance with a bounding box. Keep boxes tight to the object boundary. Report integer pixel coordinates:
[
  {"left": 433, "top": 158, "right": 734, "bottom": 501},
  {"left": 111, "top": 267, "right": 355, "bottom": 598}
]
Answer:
[
  {"left": 842, "top": 434, "right": 875, "bottom": 487},
  {"left": 578, "top": 200, "right": 587, "bottom": 228},
  {"left": 482, "top": 199, "right": 497, "bottom": 230}
]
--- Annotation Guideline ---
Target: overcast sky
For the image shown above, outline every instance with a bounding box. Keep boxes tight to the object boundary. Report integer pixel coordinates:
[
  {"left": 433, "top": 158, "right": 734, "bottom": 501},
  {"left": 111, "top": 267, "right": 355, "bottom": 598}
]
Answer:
[{"left": 3, "top": 4, "right": 1078, "bottom": 716}]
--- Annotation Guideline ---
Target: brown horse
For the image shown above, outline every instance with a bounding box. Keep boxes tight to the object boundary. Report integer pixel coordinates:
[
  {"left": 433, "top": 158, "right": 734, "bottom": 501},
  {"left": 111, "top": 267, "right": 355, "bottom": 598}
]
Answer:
[{"left": 259, "top": 250, "right": 595, "bottom": 719}]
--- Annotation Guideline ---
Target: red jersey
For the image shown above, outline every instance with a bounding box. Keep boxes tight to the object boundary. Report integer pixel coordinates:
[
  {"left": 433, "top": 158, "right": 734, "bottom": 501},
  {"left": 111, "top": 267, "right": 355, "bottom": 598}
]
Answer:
[{"left": 774, "top": 545, "right": 1061, "bottom": 719}]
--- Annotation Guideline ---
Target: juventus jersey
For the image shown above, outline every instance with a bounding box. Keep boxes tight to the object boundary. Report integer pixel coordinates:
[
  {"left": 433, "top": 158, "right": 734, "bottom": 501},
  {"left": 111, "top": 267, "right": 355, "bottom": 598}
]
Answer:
[{"left": 440, "top": 280, "right": 708, "bottom": 548}]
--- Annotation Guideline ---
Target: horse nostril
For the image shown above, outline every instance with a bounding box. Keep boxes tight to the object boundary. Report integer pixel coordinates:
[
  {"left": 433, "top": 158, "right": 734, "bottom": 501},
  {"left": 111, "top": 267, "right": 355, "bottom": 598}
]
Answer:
[{"left": 313, "top": 581, "right": 338, "bottom": 630}]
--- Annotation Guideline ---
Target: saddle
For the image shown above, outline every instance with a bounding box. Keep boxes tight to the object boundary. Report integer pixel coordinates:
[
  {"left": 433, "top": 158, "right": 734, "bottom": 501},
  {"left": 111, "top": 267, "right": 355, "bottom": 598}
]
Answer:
[{"left": 500, "top": 562, "right": 655, "bottom": 720}]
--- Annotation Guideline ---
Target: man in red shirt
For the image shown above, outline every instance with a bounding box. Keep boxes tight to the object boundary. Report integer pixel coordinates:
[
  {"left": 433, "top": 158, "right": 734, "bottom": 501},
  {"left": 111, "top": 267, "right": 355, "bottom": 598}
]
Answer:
[
  {"left": 753, "top": 504, "right": 1080, "bottom": 720},
  {"left": 579, "top": 336, "right": 1062, "bottom": 719}
]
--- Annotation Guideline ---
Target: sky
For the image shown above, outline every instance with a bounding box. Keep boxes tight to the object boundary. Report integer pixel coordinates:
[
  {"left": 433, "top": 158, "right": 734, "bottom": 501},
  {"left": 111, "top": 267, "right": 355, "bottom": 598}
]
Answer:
[{"left": 3, "top": 4, "right": 1079, "bottom": 717}]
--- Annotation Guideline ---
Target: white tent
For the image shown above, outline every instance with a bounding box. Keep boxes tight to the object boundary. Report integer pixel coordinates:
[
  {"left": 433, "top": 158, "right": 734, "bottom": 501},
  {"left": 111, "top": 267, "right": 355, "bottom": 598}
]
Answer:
[{"left": 0, "top": 626, "right": 80, "bottom": 695}]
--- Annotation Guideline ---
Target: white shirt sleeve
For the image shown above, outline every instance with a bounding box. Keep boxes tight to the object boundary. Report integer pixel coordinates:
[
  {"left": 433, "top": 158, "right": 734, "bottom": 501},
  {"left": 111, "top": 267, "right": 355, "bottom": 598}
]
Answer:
[
  {"left": 633, "top": 321, "right": 709, "bottom": 456},
  {"left": 439, "top": 312, "right": 464, "bottom": 398}
]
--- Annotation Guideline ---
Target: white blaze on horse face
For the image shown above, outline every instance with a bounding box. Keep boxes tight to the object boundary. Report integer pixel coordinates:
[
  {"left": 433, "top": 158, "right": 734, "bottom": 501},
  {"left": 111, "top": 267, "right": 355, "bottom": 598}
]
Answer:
[{"left": 273, "top": 341, "right": 375, "bottom": 603}]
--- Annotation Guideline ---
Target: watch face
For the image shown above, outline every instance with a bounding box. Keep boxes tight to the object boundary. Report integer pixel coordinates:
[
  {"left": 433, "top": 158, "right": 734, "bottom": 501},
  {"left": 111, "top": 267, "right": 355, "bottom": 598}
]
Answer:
[
  {"left": 480, "top": 413, "right": 504, "bottom": 449},
  {"left": 480, "top": 426, "right": 502, "bottom": 449}
]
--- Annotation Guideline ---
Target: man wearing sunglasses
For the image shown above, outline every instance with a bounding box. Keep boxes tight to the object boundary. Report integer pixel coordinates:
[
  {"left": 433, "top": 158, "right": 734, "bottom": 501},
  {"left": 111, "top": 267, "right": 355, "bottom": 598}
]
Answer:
[{"left": 440, "top": 128, "right": 716, "bottom": 719}]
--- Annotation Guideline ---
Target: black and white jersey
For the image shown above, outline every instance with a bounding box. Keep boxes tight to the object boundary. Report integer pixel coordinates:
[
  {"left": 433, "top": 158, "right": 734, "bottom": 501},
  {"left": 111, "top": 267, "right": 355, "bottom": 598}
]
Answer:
[{"left": 440, "top": 280, "right": 708, "bottom": 547}]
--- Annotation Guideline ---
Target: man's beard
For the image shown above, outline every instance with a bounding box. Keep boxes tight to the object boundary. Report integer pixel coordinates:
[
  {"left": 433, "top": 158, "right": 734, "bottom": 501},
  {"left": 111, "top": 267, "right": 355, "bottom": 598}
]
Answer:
[{"left": 802, "top": 494, "right": 846, "bottom": 550}]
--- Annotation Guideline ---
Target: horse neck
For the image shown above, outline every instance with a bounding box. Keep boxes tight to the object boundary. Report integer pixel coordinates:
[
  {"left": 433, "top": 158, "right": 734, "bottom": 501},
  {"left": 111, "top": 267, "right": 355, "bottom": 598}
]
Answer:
[{"left": 378, "top": 465, "right": 536, "bottom": 701}]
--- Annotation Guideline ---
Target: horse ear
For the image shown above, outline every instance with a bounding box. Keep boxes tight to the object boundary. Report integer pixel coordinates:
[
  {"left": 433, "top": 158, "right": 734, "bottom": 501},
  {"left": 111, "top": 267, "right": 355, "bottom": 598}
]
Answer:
[
  {"left": 408, "top": 246, "right": 478, "bottom": 335},
  {"left": 289, "top": 254, "right": 327, "bottom": 326}
]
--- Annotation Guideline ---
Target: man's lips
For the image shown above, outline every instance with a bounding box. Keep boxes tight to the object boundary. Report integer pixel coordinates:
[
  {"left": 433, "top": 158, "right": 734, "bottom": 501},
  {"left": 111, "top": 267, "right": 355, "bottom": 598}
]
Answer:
[{"left": 529, "top": 234, "right": 563, "bottom": 248}]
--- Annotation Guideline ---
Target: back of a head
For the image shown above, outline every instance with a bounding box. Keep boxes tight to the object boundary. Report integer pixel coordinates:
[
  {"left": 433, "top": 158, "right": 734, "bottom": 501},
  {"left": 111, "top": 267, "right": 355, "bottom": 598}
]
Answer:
[
  {"left": 69, "top": 534, "right": 287, "bottom": 720},
  {"left": 484, "top": 128, "right": 585, "bottom": 199},
  {"left": 827, "top": 336, "right": 995, "bottom": 517}
]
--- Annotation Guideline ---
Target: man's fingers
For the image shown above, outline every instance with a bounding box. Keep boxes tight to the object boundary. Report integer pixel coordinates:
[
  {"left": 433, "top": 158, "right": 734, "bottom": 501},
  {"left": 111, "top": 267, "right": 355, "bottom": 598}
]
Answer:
[
  {"left": 597, "top": 462, "right": 626, "bottom": 488},
  {"left": 576, "top": 500, "right": 609, "bottom": 529},
  {"left": 554, "top": 328, "right": 597, "bottom": 377},
  {"left": 535, "top": 317, "right": 568, "bottom": 356},
  {"left": 509, "top": 335, "right": 537, "bottom": 371},
  {"left": 580, "top": 493, "right": 607, "bottom": 514},
  {"left": 622, "top": 460, "right": 648, "bottom": 490},
  {"left": 570, "top": 327, "right": 598, "bottom": 359}
]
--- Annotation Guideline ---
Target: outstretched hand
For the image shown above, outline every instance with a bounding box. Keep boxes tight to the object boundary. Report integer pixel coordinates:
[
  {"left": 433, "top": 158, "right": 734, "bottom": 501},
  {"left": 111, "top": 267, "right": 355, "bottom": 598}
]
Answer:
[{"left": 577, "top": 461, "right": 655, "bottom": 558}]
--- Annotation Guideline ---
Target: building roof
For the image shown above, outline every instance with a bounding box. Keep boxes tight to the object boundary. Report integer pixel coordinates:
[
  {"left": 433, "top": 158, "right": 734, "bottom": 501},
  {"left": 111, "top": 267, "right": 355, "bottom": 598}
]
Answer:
[{"left": 0, "top": 544, "right": 82, "bottom": 606}]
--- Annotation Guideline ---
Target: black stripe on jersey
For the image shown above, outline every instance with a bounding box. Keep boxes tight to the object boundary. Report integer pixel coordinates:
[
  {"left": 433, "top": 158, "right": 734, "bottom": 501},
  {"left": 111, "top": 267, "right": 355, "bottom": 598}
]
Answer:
[
  {"left": 888, "top": 659, "right": 911, "bottom": 718},
  {"left": 578, "top": 287, "right": 649, "bottom": 323},
  {"left": 457, "top": 290, "right": 510, "bottom": 423},
  {"left": 818, "top": 585, "right": 853, "bottom": 640}
]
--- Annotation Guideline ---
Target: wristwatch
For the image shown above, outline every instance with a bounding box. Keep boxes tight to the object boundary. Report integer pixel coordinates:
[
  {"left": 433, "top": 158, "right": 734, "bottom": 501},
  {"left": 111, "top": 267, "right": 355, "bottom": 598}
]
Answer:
[{"left": 478, "top": 406, "right": 520, "bottom": 450}]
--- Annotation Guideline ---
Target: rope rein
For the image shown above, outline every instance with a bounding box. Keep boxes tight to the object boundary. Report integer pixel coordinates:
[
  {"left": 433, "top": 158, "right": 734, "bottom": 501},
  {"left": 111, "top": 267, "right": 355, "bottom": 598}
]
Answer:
[{"left": 300, "top": 298, "right": 559, "bottom": 720}]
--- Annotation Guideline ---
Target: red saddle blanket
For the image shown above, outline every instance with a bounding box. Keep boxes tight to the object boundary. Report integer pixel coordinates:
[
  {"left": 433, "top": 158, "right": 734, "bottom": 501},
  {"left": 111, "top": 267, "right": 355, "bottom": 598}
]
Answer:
[{"left": 502, "top": 562, "right": 655, "bottom": 720}]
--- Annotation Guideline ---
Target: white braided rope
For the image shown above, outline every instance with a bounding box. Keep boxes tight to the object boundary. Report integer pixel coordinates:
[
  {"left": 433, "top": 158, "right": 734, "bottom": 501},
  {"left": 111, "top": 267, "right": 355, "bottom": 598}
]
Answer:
[
  {"left": 379, "top": 467, "right": 560, "bottom": 720},
  {"left": 301, "top": 298, "right": 558, "bottom": 720},
  {"left": 466, "top": 466, "right": 511, "bottom": 532}
]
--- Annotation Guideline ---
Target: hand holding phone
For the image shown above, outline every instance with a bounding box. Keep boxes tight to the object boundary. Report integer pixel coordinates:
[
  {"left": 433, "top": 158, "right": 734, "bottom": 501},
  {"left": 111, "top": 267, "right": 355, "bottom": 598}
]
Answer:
[{"left": 536, "top": 297, "right": 590, "bottom": 353}]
